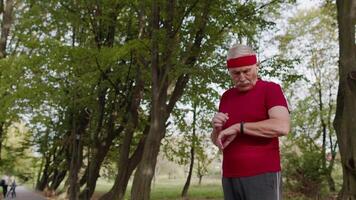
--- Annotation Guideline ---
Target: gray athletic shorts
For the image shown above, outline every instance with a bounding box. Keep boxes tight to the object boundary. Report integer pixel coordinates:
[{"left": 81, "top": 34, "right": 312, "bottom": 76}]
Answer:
[{"left": 222, "top": 171, "right": 282, "bottom": 200}]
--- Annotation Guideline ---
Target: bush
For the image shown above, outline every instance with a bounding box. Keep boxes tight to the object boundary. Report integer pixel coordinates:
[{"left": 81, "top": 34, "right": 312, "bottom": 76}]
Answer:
[{"left": 282, "top": 136, "right": 328, "bottom": 198}]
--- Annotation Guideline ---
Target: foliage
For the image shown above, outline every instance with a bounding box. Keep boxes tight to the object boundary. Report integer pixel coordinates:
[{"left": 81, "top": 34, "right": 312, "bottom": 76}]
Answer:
[
  {"left": 259, "top": 55, "right": 303, "bottom": 87},
  {"left": 333, "top": 0, "right": 356, "bottom": 198},
  {"left": 1, "top": 0, "right": 303, "bottom": 198},
  {"left": 277, "top": 3, "right": 339, "bottom": 197},
  {"left": 282, "top": 135, "right": 328, "bottom": 198},
  {"left": 0, "top": 123, "right": 35, "bottom": 182}
]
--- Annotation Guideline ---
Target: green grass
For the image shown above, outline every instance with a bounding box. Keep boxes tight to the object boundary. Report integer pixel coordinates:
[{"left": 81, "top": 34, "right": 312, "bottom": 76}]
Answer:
[
  {"left": 150, "top": 183, "right": 223, "bottom": 200},
  {"left": 93, "top": 177, "right": 223, "bottom": 200}
]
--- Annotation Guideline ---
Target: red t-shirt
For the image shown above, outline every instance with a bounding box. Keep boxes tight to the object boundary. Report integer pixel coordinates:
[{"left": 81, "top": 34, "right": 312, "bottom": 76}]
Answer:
[{"left": 218, "top": 79, "right": 288, "bottom": 177}]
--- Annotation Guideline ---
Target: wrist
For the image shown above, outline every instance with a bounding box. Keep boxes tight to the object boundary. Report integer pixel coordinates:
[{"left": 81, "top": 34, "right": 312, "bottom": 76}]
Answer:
[
  {"left": 210, "top": 132, "right": 218, "bottom": 146},
  {"left": 212, "top": 127, "right": 219, "bottom": 135},
  {"left": 240, "top": 122, "right": 244, "bottom": 135}
]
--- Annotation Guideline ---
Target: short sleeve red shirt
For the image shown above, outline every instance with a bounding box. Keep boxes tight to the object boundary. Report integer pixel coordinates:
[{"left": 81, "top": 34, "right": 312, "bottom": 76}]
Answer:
[{"left": 218, "top": 79, "right": 288, "bottom": 177}]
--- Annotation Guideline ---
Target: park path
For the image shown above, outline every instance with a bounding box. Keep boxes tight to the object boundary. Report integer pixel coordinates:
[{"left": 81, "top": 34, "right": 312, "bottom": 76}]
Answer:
[{"left": 4, "top": 186, "right": 46, "bottom": 200}]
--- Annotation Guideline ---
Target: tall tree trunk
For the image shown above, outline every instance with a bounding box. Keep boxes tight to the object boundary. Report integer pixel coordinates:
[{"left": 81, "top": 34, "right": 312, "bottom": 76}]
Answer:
[
  {"left": 35, "top": 155, "right": 51, "bottom": 190},
  {"left": 68, "top": 127, "right": 82, "bottom": 200},
  {"left": 131, "top": 125, "right": 164, "bottom": 200},
  {"left": 79, "top": 145, "right": 109, "bottom": 199},
  {"left": 99, "top": 133, "right": 146, "bottom": 200},
  {"left": 327, "top": 168, "right": 336, "bottom": 192},
  {"left": 316, "top": 80, "right": 336, "bottom": 192},
  {"left": 99, "top": 65, "right": 144, "bottom": 200},
  {"left": 198, "top": 174, "right": 203, "bottom": 185},
  {"left": 48, "top": 143, "right": 70, "bottom": 191},
  {"left": 36, "top": 129, "right": 52, "bottom": 190},
  {"left": 82, "top": 118, "right": 128, "bottom": 199},
  {"left": 0, "top": 123, "right": 3, "bottom": 161},
  {"left": 79, "top": 121, "right": 122, "bottom": 199},
  {"left": 130, "top": 1, "right": 164, "bottom": 199},
  {"left": 50, "top": 170, "right": 67, "bottom": 191},
  {"left": 181, "top": 103, "right": 197, "bottom": 199},
  {"left": 130, "top": 0, "right": 210, "bottom": 198},
  {"left": 327, "top": 84, "right": 337, "bottom": 192},
  {"left": 68, "top": 110, "right": 89, "bottom": 200},
  {"left": 0, "top": 0, "right": 15, "bottom": 162},
  {"left": 79, "top": 83, "right": 111, "bottom": 199},
  {"left": 0, "top": 0, "right": 14, "bottom": 58},
  {"left": 77, "top": 3, "right": 124, "bottom": 197},
  {"left": 181, "top": 142, "right": 195, "bottom": 199},
  {"left": 335, "top": 0, "right": 356, "bottom": 199}
]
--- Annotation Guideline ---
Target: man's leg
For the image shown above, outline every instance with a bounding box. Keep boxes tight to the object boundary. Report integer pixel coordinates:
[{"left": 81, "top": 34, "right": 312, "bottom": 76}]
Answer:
[
  {"left": 6, "top": 188, "right": 10, "bottom": 197},
  {"left": 239, "top": 171, "right": 282, "bottom": 200},
  {"left": 222, "top": 178, "right": 244, "bottom": 200},
  {"left": 3, "top": 186, "right": 7, "bottom": 198}
]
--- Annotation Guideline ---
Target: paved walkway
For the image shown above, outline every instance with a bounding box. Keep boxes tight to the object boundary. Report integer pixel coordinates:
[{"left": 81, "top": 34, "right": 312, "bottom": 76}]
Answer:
[{"left": 3, "top": 186, "right": 46, "bottom": 200}]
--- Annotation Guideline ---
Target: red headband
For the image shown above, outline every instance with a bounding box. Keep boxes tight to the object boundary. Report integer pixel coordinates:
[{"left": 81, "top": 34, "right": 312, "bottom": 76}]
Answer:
[{"left": 227, "top": 55, "right": 257, "bottom": 68}]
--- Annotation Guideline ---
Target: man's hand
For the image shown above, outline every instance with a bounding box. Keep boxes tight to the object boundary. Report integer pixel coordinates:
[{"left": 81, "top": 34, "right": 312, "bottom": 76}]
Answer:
[
  {"left": 217, "top": 124, "right": 239, "bottom": 149},
  {"left": 212, "top": 112, "right": 229, "bottom": 131},
  {"left": 211, "top": 112, "right": 229, "bottom": 146}
]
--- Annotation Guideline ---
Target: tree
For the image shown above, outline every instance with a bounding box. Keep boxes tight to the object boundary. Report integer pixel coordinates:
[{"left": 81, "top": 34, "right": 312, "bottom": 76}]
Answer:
[
  {"left": 195, "top": 136, "right": 216, "bottom": 185},
  {"left": 335, "top": 0, "right": 356, "bottom": 199},
  {"left": 283, "top": 135, "right": 327, "bottom": 198},
  {"left": 0, "top": 1, "right": 297, "bottom": 200},
  {"left": 0, "top": 0, "right": 15, "bottom": 162},
  {"left": 276, "top": 4, "right": 339, "bottom": 196},
  {"left": 162, "top": 78, "right": 218, "bottom": 198},
  {"left": 130, "top": 1, "right": 295, "bottom": 199},
  {"left": 0, "top": 123, "right": 34, "bottom": 181}
]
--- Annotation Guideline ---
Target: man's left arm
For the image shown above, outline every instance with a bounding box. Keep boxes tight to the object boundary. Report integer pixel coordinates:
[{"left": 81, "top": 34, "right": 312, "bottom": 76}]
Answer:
[
  {"left": 242, "top": 105, "right": 290, "bottom": 138},
  {"left": 217, "top": 106, "right": 290, "bottom": 149}
]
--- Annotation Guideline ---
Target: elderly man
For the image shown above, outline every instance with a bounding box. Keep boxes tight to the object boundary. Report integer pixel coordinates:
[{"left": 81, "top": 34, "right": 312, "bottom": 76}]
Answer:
[{"left": 211, "top": 44, "right": 290, "bottom": 200}]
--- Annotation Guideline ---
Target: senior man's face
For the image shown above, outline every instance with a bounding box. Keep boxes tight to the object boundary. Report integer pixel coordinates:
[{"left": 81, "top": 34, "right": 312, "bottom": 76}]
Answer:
[{"left": 228, "top": 64, "right": 258, "bottom": 92}]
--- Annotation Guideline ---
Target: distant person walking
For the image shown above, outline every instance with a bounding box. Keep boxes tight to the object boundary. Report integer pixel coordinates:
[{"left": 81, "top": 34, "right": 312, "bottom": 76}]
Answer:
[
  {"left": 7, "top": 179, "right": 16, "bottom": 198},
  {"left": 0, "top": 178, "right": 5, "bottom": 198},
  {"left": 0, "top": 175, "right": 9, "bottom": 198}
]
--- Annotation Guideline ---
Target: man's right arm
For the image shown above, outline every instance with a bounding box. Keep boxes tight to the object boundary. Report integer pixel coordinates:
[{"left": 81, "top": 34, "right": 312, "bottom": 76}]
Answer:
[
  {"left": 210, "top": 128, "right": 219, "bottom": 146},
  {"left": 211, "top": 112, "right": 229, "bottom": 147}
]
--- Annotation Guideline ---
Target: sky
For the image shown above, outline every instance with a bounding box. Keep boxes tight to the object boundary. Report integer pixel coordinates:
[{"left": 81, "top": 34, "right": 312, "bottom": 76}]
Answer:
[
  {"left": 258, "top": 0, "right": 326, "bottom": 67},
  {"left": 297, "top": 0, "right": 324, "bottom": 9}
]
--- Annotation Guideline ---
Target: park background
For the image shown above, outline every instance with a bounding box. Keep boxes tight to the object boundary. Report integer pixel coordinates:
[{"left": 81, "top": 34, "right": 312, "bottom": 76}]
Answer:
[{"left": 0, "top": 0, "right": 355, "bottom": 199}]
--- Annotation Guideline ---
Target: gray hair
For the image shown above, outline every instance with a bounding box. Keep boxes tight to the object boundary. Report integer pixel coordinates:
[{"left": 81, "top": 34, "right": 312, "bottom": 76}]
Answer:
[{"left": 227, "top": 44, "right": 256, "bottom": 60}]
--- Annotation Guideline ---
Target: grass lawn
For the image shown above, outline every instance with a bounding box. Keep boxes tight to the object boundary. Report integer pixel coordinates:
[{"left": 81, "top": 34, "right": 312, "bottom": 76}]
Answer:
[{"left": 93, "top": 177, "right": 223, "bottom": 200}]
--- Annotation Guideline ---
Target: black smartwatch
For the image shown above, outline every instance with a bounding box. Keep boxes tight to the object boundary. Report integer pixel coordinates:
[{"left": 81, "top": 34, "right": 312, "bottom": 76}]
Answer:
[{"left": 240, "top": 122, "right": 244, "bottom": 134}]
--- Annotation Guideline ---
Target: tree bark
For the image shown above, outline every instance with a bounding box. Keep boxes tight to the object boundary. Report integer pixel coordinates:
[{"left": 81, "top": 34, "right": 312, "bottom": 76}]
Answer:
[
  {"left": 79, "top": 114, "right": 124, "bottom": 199},
  {"left": 181, "top": 103, "right": 197, "bottom": 199},
  {"left": 35, "top": 132, "right": 70, "bottom": 192},
  {"left": 0, "top": 122, "right": 3, "bottom": 162},
  {"left": 87, "top": 102, "right": 134, "bottom": 200},
  {"left": 99, "top": 134, "right": 146, "bottom": 200},
  {"left": 50, "top": 169, "right": 67, "bottom": 190},
  {"left": 316, "top": 75, "right": 336, "bottom": 192},
  {"left": 76, "top": 3, "right": 127, "bottom": 198},
  {"left": 130, "top": 1, "right": 210, "bottom": 199},
  {"left": 130, "top": 1, "right": 163, "bottom": 199},
  {"left": 35, "top": 155, "right": 51, "bottom": 191},
  {"left": 36, "top": 129, "right": 52, "bottom": 190},
  {"left": 99, "top": 61, "right": 145, "bottom": 200},
  {"left": 335, "top": 0, "right": 356, "bottom": 199},
  {"left": 0, "top": 0, "right": 15, "bottom": 162},
  {"left": 78, "top": 83, "right": 111, "bottom": 199},
  {"left": 0, "top": 0, "right": 14, "bottom": 58},
  {"left": 68, "top": 109, "right": 89, "bottom": 200}
]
